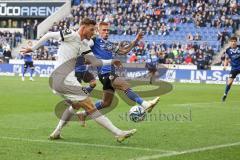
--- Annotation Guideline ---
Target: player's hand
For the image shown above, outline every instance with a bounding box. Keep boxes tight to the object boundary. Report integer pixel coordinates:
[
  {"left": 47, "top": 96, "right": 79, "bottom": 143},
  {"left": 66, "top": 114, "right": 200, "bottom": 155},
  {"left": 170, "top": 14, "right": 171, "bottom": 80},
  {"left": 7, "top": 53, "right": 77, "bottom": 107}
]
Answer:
[
  {"left": 20, "top": 47, "right": 33, "bottom": 54},
  {"left": 112, "top": 59, "right": 123, "bottom": 69},
  {"left": 135, "top": 32, "right": 144, "bottom": 42}
]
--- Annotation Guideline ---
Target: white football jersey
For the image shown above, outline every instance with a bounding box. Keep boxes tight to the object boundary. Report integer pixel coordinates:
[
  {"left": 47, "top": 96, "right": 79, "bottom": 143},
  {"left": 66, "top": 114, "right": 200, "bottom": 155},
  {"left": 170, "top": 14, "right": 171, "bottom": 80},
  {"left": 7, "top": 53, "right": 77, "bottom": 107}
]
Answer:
[
  {"left": 56, "top": 29, "right": 93, "bottom": 68},
  {"left": 31, "top": 29, "right": 94, "bottom": 101},
  {"left": 32, "top": 29, "right": 93, "bottom": 70}
]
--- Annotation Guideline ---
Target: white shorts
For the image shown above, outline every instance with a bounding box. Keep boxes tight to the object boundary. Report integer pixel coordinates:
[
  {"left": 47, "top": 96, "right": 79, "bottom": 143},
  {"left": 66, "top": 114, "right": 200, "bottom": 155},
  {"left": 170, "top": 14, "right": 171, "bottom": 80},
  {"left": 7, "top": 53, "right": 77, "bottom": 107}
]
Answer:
[{"left": 52, "top": 71, "right": 89, "bottom": 101}]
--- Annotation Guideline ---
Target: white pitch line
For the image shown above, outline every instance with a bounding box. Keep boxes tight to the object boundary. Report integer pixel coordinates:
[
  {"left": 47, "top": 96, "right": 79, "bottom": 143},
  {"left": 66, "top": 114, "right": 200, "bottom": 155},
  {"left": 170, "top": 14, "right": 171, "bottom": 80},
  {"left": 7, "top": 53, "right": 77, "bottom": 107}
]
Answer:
[
  {"left": 170, "top": 100, "right": 240, "bottom": 107},
  {"left": 0, "top": 136, "right": 177, "bottom": 153},
  {"left": 131, "top": 141, "right": 240, "bottom": 160}
]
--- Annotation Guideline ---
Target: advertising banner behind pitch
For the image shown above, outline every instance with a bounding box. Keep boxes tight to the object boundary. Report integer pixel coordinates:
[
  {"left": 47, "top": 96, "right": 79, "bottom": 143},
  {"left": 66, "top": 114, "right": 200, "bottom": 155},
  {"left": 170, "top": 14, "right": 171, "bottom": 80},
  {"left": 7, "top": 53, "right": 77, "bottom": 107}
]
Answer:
[{"left": 0, "top": 64, "right": 237, "bottom": 84}]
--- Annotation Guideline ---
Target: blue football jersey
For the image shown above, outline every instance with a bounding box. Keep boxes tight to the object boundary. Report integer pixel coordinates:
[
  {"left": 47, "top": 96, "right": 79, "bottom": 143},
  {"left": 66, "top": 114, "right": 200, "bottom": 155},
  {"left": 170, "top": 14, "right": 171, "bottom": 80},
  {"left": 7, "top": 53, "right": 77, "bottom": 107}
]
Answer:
[
  {"left": 75, "top": 37, "right": 119, "bottom": 74},
  {"left": 22, "top": 54, "right": 33, "bottom": 62},
  {"left": 226, "top": 45, "right": 240, "bottom": 71},
  {"left": 91, "top": 37, "right": 119, "bottom": 74},
  {"left": 146, "top": 55, "right": 158, "bottom": 69},
  {"left": 75, "top": 55, "right": 87, "bottom": 72}
]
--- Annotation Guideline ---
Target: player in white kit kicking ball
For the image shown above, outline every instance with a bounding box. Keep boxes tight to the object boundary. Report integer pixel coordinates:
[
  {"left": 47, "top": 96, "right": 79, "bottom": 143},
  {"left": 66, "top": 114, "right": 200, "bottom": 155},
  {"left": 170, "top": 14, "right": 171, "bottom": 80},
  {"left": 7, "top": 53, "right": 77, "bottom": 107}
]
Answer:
[{"left": 20, "top": 18, "right": 136, "bottom": 142}]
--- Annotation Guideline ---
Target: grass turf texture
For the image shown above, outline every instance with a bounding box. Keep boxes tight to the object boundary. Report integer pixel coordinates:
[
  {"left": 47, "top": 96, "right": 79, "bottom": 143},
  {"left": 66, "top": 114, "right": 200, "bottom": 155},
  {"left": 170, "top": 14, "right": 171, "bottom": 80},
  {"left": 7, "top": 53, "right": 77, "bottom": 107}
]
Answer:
[{"left": 0, "top": 76, "right": 240, "bottom": 160}]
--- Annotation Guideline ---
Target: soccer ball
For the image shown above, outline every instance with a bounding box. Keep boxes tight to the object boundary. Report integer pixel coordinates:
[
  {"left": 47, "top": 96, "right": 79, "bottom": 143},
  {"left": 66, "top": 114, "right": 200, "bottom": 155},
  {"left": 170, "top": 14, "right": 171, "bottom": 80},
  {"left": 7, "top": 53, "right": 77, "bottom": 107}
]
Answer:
[{"left": 129, "top": 105, "right": 146, "bottom": 122}]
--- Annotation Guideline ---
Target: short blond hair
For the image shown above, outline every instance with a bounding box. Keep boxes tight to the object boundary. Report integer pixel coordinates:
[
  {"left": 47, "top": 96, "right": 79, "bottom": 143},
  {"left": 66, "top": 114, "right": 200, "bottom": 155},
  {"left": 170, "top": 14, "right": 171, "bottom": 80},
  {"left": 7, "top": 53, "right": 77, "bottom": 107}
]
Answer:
[{"left": 98, "top": 21, "right": 109, "bottom": 27}]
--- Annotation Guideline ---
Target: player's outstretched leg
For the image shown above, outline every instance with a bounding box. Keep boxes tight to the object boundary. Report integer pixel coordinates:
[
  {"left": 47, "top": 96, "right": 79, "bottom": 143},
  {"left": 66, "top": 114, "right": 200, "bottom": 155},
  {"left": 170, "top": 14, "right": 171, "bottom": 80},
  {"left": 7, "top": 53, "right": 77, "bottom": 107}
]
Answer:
[
  {"left": 76, "top": 110, "right": 87, "bottom": 127},
  {"left": 76, "top": 90, "right": 114, "bottom": 126},
  {"left": 85, "top": 79, "right": 96, "bottom": 93},
  {"left": 76, "top": 110, "right": 137, "bottom": 142},
  {"left": 75, "top": 71, "right": 96, "bottom": 94},
  {"left": 150, "top": 76, "right": 153, "bottom": 84},
  {"left": 222, "top": 78, "right": 234, "bottom": 102},
  {"left": 113, "top": 77, "right": 160, "bottom": 113},
  {"left": 76, "top": 97, "right": 137, "bottom": 142},
  {"left": 49, "top": 105, "right": 76, "bottom": 140},
  {"left": 124, "top": 88, "right": 160, "bottom": 112},
  {"left": 30, "top": 67, "right": 34, "bottom": 81},
  {"left": 89, "top": 110, "right": 137, "bottom": 143},
  {"left": 115, "top": 129, "right": 137, "bottom": 143},
  {"left": 22, "top": 68, "right": 27, "bottom": 81}
]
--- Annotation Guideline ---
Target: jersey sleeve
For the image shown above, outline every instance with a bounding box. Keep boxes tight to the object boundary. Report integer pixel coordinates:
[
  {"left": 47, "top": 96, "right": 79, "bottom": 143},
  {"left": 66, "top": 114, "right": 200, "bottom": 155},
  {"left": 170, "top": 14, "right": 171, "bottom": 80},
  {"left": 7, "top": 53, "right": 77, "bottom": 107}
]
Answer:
[
  {"left": 111, "top": 42, "right": 120, "bottom": 53},
  {"left": 31, "top": 32, "right": 61, "bottom": 51},
  {"left": 80, "top": 44, "right": 94, "bottom": 56},
  {"left": 88, "top": 39, "right": 94, "bottom": 47},
  {"left": 59, "top": 29, "right": 75, "bottom": 42},
  {"left": 104, "top": 40, "right": 120, "bottom": 53},
  {"left": 225, "top": 48, "right": 230, "bottom": 59},
  {"left": 82, "top": 39, "right": 94, "bottom": 47}
]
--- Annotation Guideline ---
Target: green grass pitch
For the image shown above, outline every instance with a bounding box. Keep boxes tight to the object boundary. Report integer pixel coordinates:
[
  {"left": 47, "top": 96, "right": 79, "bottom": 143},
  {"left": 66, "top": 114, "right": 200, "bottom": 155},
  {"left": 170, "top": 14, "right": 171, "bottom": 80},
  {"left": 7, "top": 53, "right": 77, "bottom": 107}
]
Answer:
[{"left": 0, "top": 76, "right": 240, "bottom": 160}]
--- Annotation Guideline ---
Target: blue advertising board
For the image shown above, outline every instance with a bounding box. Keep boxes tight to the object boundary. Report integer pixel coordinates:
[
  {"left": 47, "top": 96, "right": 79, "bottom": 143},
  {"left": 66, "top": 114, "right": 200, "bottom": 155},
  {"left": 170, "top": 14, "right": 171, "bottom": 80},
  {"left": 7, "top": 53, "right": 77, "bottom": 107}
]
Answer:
[{"left": 0, "top": 64, "right": 237, "bottom": 84}]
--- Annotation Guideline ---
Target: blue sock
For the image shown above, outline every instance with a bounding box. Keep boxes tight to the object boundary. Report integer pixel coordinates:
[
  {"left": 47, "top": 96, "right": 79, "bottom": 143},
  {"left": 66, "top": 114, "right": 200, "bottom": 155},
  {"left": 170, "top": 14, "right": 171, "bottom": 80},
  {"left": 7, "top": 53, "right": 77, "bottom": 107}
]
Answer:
[
  {"left": 224, "top": 84, "right": 231, "bottom": 95},
  {"left": 95, "top": 100, "right": 103, "bottom": 110},
  {"left": 85, "top": 86, "right": 94, "bottom": 93},
  {"left": 30, "top": 69, "right": 34, "bottom": 77},
  {"left": 22, "top": 69, "right": 27, "bottom": 77},
  {"left": 124, "top": 88, "right": 143, "bottom": 105}
]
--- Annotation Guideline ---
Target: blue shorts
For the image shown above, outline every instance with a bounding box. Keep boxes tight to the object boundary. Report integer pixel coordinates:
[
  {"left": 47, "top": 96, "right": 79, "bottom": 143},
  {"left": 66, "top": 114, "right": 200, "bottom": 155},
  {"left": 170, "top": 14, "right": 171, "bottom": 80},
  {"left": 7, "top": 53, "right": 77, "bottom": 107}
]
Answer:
[{"left": 229, "top": 70, "right": 240, "bottom": 79}]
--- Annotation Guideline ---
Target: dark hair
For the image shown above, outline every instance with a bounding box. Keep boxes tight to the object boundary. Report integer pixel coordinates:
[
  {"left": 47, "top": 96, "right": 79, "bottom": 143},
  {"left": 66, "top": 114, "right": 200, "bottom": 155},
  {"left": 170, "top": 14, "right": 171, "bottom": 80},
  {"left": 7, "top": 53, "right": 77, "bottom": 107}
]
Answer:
[
  {"left": 230, "top": 36, "right": 238, "bottom": 41},
  {"left": 80, "top": 18, "right": 96, "bottom": 26}
]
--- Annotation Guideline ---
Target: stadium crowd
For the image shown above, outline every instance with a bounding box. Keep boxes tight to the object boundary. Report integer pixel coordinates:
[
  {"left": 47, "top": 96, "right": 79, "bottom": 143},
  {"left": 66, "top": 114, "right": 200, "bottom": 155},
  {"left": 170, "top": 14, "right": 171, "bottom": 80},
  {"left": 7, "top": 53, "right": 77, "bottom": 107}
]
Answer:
[
  {"left": 46, "top": 0, "right": 239, "bottom": 67},
  {"left": 126, "top": 40, "right": 214, "bottom": 69},
  {"left": 69, "top": 0, "right": 238, "bottom": 34},
  {"left": 0, "top": 0, "right": 239, "bottom": 66},
  {"left": 14, "top": 39, "right": 59, "bottom": 61},
  {"left": 0, "top": 31, "right": 23, "bottom": 63}
]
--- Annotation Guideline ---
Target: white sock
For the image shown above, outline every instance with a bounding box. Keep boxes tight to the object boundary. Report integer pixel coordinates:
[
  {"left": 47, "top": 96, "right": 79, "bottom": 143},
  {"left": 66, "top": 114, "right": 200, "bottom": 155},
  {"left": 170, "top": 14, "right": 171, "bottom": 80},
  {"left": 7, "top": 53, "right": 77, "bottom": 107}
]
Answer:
[
  {"left": 55, "top": 120, "right": 66, "bottom": 131},
  {"left": 55, "top": 106, "right": 76, "bottom": 131},
  {"left": 89, "top": 110, "right": 122, "bottom": 136},
  {"left": 141, "top": 101, "right": 150, "bottom": 110}
]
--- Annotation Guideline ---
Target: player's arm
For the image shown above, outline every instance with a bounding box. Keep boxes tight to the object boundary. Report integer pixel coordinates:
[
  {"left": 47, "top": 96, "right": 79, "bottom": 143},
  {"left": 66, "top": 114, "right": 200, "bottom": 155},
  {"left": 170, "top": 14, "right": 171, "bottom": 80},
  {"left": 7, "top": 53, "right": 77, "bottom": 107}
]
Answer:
[
  {"left": 117, "top": 32, "right": 144, "bottom": 55},
  {"left": 84, "top": 51, "right": 122, "bottom": 68},
  {"left": 223, "top": 52, "right": 229, "bottom": 70},
  {"left": 82, "top": 39, "right": 122, "bottom": 67},
  {"left": 20, "top": 32, "right": 60, "bottom": 54}
]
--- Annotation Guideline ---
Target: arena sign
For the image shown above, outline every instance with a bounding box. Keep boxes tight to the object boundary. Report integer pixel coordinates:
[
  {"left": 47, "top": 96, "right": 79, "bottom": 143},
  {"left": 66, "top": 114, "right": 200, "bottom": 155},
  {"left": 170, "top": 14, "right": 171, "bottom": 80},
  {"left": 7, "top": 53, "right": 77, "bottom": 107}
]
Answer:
[{"left": 0, "top": 2, "right": 64, "bottom": 17}]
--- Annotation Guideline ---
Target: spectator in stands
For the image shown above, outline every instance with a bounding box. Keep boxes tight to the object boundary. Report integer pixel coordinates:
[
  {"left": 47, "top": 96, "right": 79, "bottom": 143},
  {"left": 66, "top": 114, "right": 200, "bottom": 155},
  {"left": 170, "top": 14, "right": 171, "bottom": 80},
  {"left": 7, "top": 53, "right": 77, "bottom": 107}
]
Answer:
[
  {"left": 194, "top": 32, "right": 201, "bottom": 41},
  {"left": 218, "top": 28, "right": 229, "bottom": 47},
  {"left": 129, "top": 53, "right": 137, "bottom": 63},
  {"left": 158, "top": 51, "right": 166, "bottom": 64},
  {"left": 33, "top": 20, "right": 39, "bottom": 39},
  {"left": 17, "top": 0, "right": 235, "bottom": 65},
  {"left": 26, "top": 22, "right": 32, "bottom": 39},
  {"left": 23, "top": 22, "right": 27, "bottom": 38},
  {"left": 186, "top": 33, "right": 194, "bottom": 41},
  {"left": 220, "top": 53, "right": 226, "bottom": 66},
  {"left": 184, "top": 54, "right": 193, "bottom": 65},
  {"left": 196, "top": 55, "right": 206, "bottom": 70},
  {"left": 0, "top": 44, "right": 3, "bottom": 62},
  {"left": 3, "top": 46, "right": 12, "bottom": 63},
  {"left": 0, "top": 31, "right": 22, "bottom": 51},
  {"left": 14, "top": 32, "right": 22, "bottom": 45}
]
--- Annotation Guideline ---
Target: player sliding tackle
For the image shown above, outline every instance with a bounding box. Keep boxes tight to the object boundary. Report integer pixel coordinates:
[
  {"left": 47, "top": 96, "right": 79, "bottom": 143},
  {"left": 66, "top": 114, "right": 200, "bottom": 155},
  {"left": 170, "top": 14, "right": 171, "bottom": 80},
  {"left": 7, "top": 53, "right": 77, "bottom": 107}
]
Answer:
[
  {"left": 20, "top": 18, "right": 136, "bottom": 142},
  {"left": 75, "top": 22, "right": 160, "bottom": 126}
]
